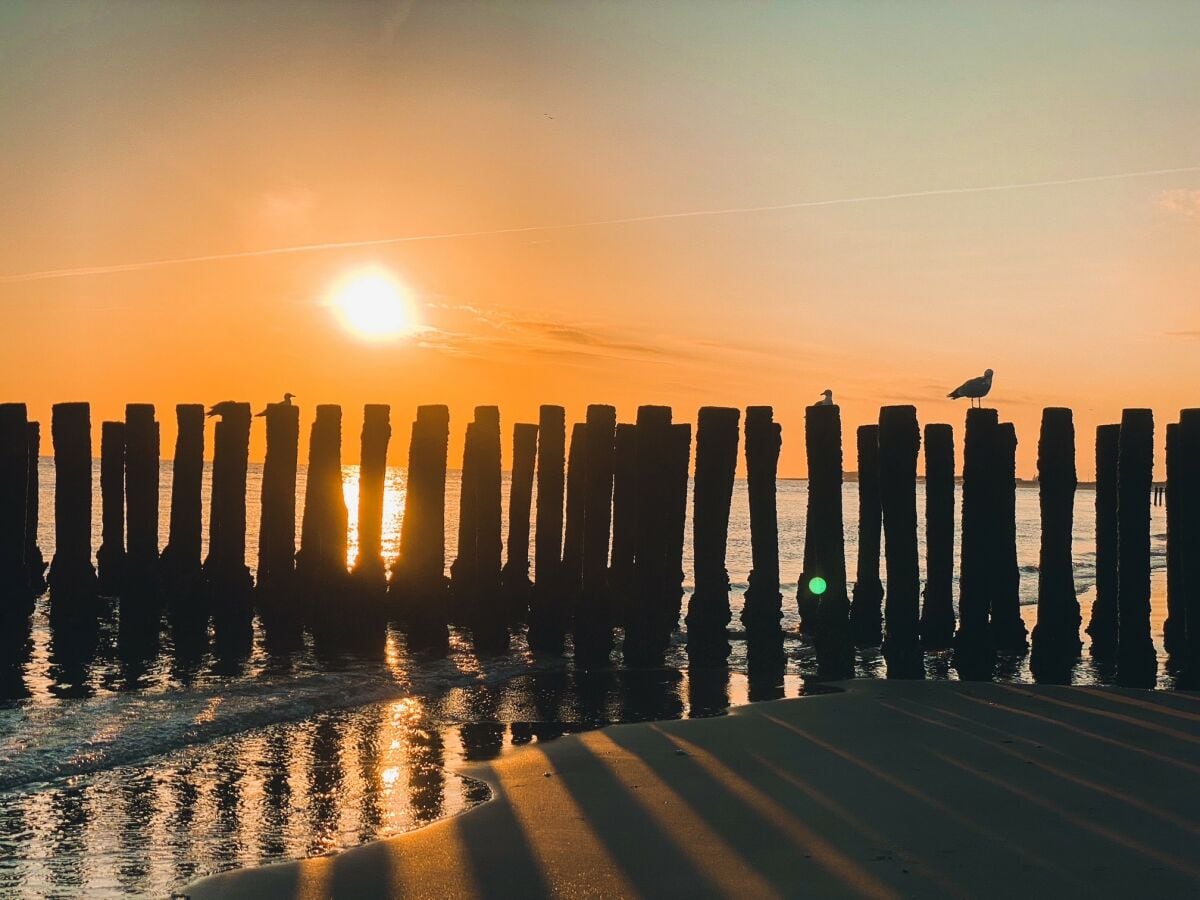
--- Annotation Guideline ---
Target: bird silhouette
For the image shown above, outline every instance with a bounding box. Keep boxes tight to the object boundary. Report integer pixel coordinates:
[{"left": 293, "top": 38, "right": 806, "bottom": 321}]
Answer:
[
  {"left": 206, "top": 400, "right": 241, "bottom": 418},
  {"left": 255, "top": 392, "right": 296, "bottom": 417},
  {"left": 817, "top": 389, "right": 834, "bottom": 406},
  {"left": 947, "top": 369, "right": 994, "bottom": 408}
]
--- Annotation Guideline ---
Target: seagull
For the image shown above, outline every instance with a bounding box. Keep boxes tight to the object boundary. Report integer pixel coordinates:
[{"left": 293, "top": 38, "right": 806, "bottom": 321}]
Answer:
[
  {"left": 817, "top": 389, "right": 834, "bottom": 406},
  {"left": 206, "top": 400, "right": 241, "bottom": 419},
  {"left": 947, "top": 369, "right": 994, "bottom": 408},
  {"left": 255, "top": 392, "right": 296, "bottom": 417}
]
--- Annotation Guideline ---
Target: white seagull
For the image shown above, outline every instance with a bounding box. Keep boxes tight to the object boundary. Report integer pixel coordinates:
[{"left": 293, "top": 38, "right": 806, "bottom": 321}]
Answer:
[
  {"left": 947, "top": 369, "right": 994, "bottom": 408},
  {"left": 255, "top": 392, "right": 296, "bottom": 417},
  {"left": 817, "top": 389, "right": 834, "bottom": 406}
]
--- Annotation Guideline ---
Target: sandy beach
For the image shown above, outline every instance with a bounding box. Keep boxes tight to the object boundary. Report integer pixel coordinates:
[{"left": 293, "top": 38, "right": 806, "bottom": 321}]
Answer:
[{"left": 186, "top": 678, "right": 1200, "bottom": 899}]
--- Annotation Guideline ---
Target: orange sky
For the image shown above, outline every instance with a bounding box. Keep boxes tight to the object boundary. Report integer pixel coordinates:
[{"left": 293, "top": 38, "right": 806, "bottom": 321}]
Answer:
[{"left": 2, "top": 2, "right": 1199, "bottom": 478}]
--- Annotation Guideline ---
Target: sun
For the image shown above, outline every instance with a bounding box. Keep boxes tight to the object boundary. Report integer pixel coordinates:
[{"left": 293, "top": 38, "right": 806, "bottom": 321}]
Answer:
[{"left": 327, "top": 267, "right": 418, "bottom": 341}]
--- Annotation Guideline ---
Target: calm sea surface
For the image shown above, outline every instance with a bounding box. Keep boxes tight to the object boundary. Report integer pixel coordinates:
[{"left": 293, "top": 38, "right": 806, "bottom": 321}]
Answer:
[{"left": 0, "top": 460, "right": 1170, "bottom": 897}]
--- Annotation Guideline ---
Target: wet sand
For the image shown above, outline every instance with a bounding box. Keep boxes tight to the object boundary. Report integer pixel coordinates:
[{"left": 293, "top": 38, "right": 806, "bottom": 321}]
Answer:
[{"left": 187, "top": 678, "right": 1200, "bottom": 899}]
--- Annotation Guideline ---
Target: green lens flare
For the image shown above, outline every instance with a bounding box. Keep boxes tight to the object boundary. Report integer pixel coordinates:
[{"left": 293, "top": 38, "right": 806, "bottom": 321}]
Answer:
[{"left": 808, "top": 576, "right": 827, "bottom": 596}]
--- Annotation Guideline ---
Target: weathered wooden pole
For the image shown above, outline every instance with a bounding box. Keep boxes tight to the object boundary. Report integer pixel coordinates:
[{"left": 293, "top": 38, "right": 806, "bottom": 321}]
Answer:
[
  {"left": 954, "top": 407, "right": 998, "bottom": 667},
  {"left": 685, "top": 407, "right": 740, "bottom": 665},
  {"left": 796, "top": 403, "right": 852, "bottom": 678},
  {"left": 501, "top": 422, "right": 538, "bottom": 624},
  {"left": 850, "top": 424, "right": 883, "bottom": 648},
  {"left": 1085, "top": 424, "right": 1121, "bottom": 656},
  {"left": 741, "top": 406, "right": 783, "bottom": 641},
  {"left": 352, "top": 404, "right": 392, "bottom": 589},
  {"left": 392, "top": 405, "right": 450, "bottom": 651},
  {"left": 1180, "top": 409, "right": 1200, "bottom": 686},
  {"left": 97, "top": 421, "right": 126, "bottom": 597},
  {"left": 0, "top": 404, "right": 29, "bottom": 609},
  {"left": 1115, "top": 408, "right": 1156, "bottom": 685},
  {"left": 48, "top": 403, "right": 98, "bottom": 610},
  {"left": 160, "top": 404, "right": 206, "bottom": 633},
  {"left": 663, "top": 422, "right": 692, "bottom": 633},
  {"left": 624, "top": 405, "right": 671, "bottom": 666},
  {"left": 558, "top": 422, "right": 588, "bottom": 622},
  {"left": 527, "top": 405, "right": 566, "bottom": 653},
  {"left": 296, "top": 404, "right": 348, "bottom": 627},
  {"left": 1163, "top": 422, "right": 1184, "bottom": 657},
  {"left": 203, "top": 403, "right": 253, "bottom": 642},
  {"left": 24, "top": 422, "right": 47, "bottom": 599},
  {"left": 255, "top": 402, "right": 300, "bottom": 632},
  {"left": 991, "top": 422, "right": 1027, "bottom": 652},
  {"left": 449, "top": 420, "right": 479, "bottom": 625},
  {"left": 470, "top": 406, "right": 506, "bottom": 651},
  {"left": 1031, "top": 408, "right": 1081, "bottom": 679},
  {"left": 575, "top": 404, "right": 617, "bottom": 665},
  {"left": 608, "top": 422, "right": 638, "bottom": 625},
  {"left": 879, "top": 405, "right": 923, "bottom": 678},
  {"left": 123, "top": 404, "right": 159, "bottom": 596},
  {"left": 920, "top": 423, "right": 955, "bottom": 648}
]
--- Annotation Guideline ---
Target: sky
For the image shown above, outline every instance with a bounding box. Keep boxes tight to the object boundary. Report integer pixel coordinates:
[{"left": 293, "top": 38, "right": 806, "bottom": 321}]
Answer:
[{"left": 2, "top": 0, "right": 1199, "bottom": 478}]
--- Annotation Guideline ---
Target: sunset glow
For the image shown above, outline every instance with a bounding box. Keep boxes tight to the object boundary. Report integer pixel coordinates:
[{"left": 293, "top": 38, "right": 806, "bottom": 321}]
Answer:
[{"left": 328, "top": 268, "right": 418, "bottom": 341}]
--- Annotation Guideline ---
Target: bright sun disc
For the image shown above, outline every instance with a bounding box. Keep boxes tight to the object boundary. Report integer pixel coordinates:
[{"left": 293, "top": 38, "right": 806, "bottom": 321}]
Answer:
[{"left": 328, "top": 268, "right": 417, "bottom": 341}]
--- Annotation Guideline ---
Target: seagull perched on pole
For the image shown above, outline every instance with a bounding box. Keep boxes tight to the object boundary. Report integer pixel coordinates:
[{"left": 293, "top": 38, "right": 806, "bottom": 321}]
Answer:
[
  {"left": 206, "top": 400, "right": 241, "bottom": 419},
  {"left": 947, "top": 369, "right": 994, "bottom": 408},
  {"left": 817, "top": 389, "right": 835, "bottom": 406},
  {"left": 255, "top": 392, "right": 296, "bottom": 417}
]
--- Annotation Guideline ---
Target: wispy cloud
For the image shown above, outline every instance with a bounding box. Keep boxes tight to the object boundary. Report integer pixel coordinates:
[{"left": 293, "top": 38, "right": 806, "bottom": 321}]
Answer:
[
  {"left": 1158, "top": 188, "right": 1200, "bottom": 219},
  {"left": 5, "top": 164, "right": 1199, "bottom": 284}
]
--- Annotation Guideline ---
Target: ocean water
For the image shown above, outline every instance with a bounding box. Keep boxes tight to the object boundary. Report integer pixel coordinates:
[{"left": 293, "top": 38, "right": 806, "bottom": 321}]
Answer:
[{"left": 0, "top": 460, "right": 1170, "bottom": 897}]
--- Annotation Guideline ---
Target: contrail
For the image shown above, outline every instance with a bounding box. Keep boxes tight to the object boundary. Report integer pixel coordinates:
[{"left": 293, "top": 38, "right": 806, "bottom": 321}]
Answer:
[{"left": 3, "top": 164, "right": 1198, "bottom": 284}]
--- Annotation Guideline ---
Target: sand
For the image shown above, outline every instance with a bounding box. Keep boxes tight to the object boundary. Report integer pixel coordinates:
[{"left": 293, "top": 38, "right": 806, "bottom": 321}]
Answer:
[{"left": 185, "top": 679, "right": 1200, "bottom": 899}]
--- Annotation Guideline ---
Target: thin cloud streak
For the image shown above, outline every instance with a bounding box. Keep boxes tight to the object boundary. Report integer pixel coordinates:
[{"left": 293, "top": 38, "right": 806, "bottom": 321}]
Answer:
[{"left": 4, "top": 164, "right": 1200, "bottom": 284}]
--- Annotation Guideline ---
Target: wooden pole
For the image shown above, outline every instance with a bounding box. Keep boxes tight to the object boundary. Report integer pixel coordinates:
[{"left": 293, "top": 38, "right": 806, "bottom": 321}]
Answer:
[
  {"left": 663, "top": 422, "right": 692, "bottom": 638},
  {"left": 879, "top": 405, "right": 923, "bottom": 678},
  {"left": 920, "top": 423, "right": 955, "bottom": 648},
  {"left": 255, "top": 402, "right": 300, "bottom": 634},
  {"left": 528, "top": 405, "right": 566, "bottom": 653},
  {"left": 954, "top": 407, "right": 999, "bottom": 669},
  {"left": 97, "top": 421, "right": 126, "bottom": 597},
  {"left": 352, "top": 404, "right": 392, "bottom": 588},
  {"left": 1180, "top": 409, "right": 1200, "bottom": 687},
  {"left": 24, "top": 422, "right": 47, "bottom": 599},
  {"left": 741, "top": 406, "right": 783, "bottom": 639},
  {"left": 160, "top": 404, "right": 206, "bottom": 632},
  {"left": 204, "top": 403, "right": 253, "bottom": 644},
  {"left": 1086, "top": 424, "right": 1121, "bottom": 657},
  {"left": 559, "top": 421, "right": 588, "bottom": 629},
  {"left": 798, "top": 403, "right": 852, "bottom": 678},
  {"left": 686, "top": 406, "right": 740, "bottom": 665},
  {"left": 575, "top": 404, "right": 617, "bottom": 666},
  {"left": 1163, "top": 422, "right": 1184, "bottom": 657},
  {"left": 991, "top": 422, "right": 1027, "bottom": 652},
  {"left": 624, "top": 405, "right": 671, "bottom": 666},
  {"left": 48, "top": 403, "right": 98, "bottom": 610},
  {"left": 501, "top": 422, "right": 538, "bottom": 623},
  {"left": 0, "top": 404, "right": 29, "bottom": 609},
  {"left": 123, "top": 404, "right": 160, "bottom": 595},
  {"left": 297, "top": 404, "right": 348, "bottom": 629},
  {"left": 1115, "top": 408, "right": 1156, "bottom": 686},
  {"left": 850, "top": 424, "right": 884, "bottom": 648},
  {"left": 1031, "top": 408, "right": 1081, "bottom": 679},
  {"left": 449, "top": 419, "right": 480, "bottom": 626},
  {"left": 470, "top": 406, "right": 506, "bottom": 651},
  {"left": 608, "top": 422, "right": 638, "bottom": 627}
]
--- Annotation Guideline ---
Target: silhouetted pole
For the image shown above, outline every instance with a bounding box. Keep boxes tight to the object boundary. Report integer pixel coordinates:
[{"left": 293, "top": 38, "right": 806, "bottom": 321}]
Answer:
[
  {"left": 393, "top": 405, "right": 450, "bottom": 651},
  {"left": 256, "top": 403, "right": 300, "bottom": 598},
  {"left": 0, "top": 404, "right": 29, "bottom": 609},
  {"left": 97, "top": 421, "right": 126, "bottom": 597},
  {"left": 609, "top": 422, "right": 638, "bottom": 625},
  {"left": 686, "top": 407, "right": 740, "bottom": 665},
  {"left": 741, "top": 406, "right": 783, "bottom": 637},
  {"left": 575, "top": 404, "right": 617, "bottom": 665},
  {"left": 799, "top": 403, "right": 853, "bottom": 678},
  {"left": 204, "top": 403, "right": 253, "bottom": 641},
  {"left": 528, "top": 405, "right": 566, "bottom": 653},
  {"left": 124, "top": 404, "right": 159, "bottom": 596},
  {"left": 1180, "top": 409, "right": 1200, "bottom": 686},
  {"left": 1163, "top": 422, "right": 1184, "bottom": 657},
  {"left": 920, "top": 423, "right": 955, "bottom": 648},
  {"left": 879, "top": 405, "right": 923, "bottom": 678},
  {"left": 352, "top": 404, "right": 392, "bottom": 589},
  {"left": 449, "top": 421, "right": 479, "bottom": 625},
  {"left": 1031, "top": 408, "right": 1081, "bottom": 678},
  {"left": 1085, "top": 424, "right": 1121, "bottom": 657},
  {"left": 850, "top": 424, "right": 884, "bottom": 648},
  {"left": 501, "top": 422, "right": 538, "bottom": 623},
  {"left": 471, "top": 406, "right": 506, "bottom": 651},
  {"left": 1116, "top": 408, "right": 1156, "bottom": 685},
  {"left": 663, "top": 423, "right": 692, "bottom": 633},
  {"left": 991, "top": 422, "right": 1027, "bottom": 652},
  {"left": 160, "top": 404, "right": 205, "bottom": 607},
  {"left": 624, "top": 405, "right": 672, "bottom": 666},
  {"left": 559, "top": 422, "right": 588, "bottom": 620},
  {"left": 297, "top": 404, "right": 348, "bottom": 625},
  {"left": 24, "top": 422, "right": 47, "bottom": 598},
  {"left": 48, "top": 403, "right": 98, "bottom": 609},
  {"left": 955, "top": 407, "right": 998, "bottom": 667}
]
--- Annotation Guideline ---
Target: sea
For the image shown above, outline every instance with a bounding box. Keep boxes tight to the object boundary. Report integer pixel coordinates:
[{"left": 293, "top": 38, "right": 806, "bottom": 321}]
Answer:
[{"left": 0, "top": 460, "right": 1171, "bottom": 897}]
